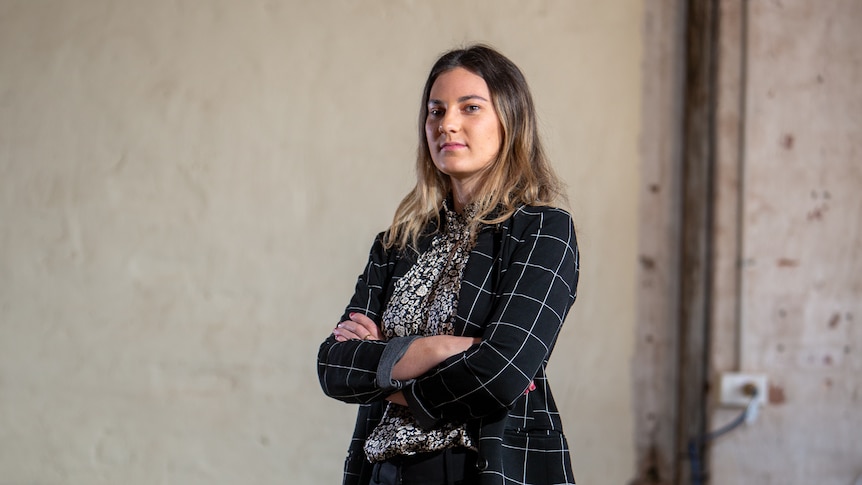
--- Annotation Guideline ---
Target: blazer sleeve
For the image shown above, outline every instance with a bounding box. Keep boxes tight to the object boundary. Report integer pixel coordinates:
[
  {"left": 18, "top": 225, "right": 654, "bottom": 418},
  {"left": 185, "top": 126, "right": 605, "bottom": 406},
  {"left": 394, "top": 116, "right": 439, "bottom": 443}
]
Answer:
[
  {"left": 404, "top": 208, "right": 579, "bottom": 427},
  {"left": 317, "top": 233, "right": 399, "bottom": 404}
]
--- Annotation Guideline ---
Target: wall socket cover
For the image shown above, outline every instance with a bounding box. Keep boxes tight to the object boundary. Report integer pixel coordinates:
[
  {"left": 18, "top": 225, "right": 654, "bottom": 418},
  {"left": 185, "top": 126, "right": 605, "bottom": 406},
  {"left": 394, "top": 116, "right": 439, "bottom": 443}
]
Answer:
[{"left": 719, "top": 372, "right": 768, "bottom": 408}]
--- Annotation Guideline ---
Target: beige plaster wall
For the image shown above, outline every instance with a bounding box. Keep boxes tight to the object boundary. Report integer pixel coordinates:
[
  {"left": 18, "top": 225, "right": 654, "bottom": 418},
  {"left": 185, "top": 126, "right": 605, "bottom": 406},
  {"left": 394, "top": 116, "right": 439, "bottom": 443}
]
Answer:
[{"left": 0, "top": 1, "right": 642, "bottom": 483}]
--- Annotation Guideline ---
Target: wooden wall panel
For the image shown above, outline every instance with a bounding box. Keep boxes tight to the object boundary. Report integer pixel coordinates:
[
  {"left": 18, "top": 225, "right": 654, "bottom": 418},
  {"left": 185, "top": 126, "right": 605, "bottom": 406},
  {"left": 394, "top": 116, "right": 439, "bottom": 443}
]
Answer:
[
  {"left": 632, "top": 1, "right": 686, "bottom": 482},
  {"left": 710, "top": 1, "right": 862, "bottom": 483}
]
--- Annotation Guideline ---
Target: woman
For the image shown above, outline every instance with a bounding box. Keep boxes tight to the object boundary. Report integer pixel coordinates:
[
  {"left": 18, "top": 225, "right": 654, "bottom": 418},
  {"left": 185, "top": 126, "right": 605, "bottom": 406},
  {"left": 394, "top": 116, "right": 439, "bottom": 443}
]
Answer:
[{"left": 318, "top": 44, "right": 579, "bottom": 485}]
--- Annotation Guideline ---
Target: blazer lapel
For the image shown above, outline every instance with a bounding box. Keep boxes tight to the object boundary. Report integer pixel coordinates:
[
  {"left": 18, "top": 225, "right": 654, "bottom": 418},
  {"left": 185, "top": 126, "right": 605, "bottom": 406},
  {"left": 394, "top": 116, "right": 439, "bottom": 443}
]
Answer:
[{"left": 453, "top": 223, "right": 504, "bottom": 336}]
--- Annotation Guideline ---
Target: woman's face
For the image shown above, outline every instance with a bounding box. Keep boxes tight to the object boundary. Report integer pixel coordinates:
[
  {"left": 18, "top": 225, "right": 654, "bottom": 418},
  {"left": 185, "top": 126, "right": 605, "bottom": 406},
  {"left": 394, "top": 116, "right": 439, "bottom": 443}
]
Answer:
[{"left": 425, "top": 67, "right": 502, "bottom": 194}]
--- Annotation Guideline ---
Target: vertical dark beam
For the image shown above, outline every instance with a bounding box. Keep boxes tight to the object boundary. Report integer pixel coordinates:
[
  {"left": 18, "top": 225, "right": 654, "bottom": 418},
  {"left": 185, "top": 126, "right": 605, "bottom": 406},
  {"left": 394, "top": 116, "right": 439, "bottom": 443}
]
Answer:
[{"left": 675, "top": 0, "right": 720, "bottom": 484}]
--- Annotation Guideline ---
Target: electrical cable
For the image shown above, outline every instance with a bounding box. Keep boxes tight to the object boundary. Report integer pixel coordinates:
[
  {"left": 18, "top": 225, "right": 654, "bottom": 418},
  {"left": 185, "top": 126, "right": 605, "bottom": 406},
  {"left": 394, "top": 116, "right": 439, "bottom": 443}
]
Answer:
[{"left": 688, "top": 391, "right": 759, "bottom": 485}]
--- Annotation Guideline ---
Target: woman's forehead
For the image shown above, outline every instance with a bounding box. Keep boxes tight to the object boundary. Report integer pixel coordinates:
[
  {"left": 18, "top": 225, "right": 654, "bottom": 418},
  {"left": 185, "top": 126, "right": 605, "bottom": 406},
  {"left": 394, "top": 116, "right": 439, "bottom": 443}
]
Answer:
[{"left": 428, "top": 68, "right": 491, "bottom": 100}]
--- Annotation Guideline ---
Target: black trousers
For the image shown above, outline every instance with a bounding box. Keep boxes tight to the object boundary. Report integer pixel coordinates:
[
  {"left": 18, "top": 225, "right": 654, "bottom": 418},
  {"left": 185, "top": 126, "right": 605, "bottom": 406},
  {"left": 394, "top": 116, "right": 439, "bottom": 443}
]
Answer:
[{"left": 369, "top": 448, "right": 479, "bottom": 485}]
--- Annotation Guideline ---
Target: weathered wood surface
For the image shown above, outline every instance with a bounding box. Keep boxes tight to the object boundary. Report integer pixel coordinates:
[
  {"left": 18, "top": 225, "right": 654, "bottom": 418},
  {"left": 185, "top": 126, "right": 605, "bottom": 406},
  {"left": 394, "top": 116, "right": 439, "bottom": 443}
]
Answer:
[{"left": 710, "top": 1, "right": 862, "bottom": 483}]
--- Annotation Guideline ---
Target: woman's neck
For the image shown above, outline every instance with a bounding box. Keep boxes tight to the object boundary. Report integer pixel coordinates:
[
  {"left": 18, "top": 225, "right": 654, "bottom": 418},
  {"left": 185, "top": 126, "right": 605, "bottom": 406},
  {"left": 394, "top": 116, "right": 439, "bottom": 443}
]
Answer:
[{"left": 450, "top": 180, "right": 477, "bottom": 215}]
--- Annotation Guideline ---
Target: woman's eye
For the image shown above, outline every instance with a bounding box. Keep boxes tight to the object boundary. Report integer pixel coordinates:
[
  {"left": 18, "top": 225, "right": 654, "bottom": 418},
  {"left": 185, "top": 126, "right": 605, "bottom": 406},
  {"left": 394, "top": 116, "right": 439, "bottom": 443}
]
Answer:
[
  {"left": 428, "top": 108, "right": 443, "bottom": 117},
  {"left": 465, "top": 105, "right": 480, "bottom": 113}
]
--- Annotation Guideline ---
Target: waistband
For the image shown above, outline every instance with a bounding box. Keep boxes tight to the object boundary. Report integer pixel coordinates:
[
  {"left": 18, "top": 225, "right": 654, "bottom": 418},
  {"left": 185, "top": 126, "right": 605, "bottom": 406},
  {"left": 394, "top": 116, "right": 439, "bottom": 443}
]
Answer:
[{"left": 371, "top": 447, "right": 479, "bottom": 485}]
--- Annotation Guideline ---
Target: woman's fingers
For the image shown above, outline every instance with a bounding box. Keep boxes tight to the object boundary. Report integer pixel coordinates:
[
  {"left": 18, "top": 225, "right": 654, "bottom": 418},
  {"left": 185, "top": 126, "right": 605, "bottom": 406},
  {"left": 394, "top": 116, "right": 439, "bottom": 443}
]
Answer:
[
  {"left": 343, "top": 313, "right": 379, "bottom": 340},
  {"left": 386, "top": 391, "right": 408, "bottom": 406},
  {"left": 333, "top": 321, "right": 359, "bottom": 341},
  {"left": 332, "top": 313, "right": 381, "bottom": 341},
  {"left": 349, "top": 312, "right": 382, "bottom": 340}
]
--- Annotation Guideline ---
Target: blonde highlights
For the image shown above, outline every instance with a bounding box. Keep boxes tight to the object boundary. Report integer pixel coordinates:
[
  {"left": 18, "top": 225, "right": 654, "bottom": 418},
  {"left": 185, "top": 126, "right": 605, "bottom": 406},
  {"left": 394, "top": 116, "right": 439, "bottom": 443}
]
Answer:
[{"left": 383, "top": 45, "right": 566, "bottom": 250}]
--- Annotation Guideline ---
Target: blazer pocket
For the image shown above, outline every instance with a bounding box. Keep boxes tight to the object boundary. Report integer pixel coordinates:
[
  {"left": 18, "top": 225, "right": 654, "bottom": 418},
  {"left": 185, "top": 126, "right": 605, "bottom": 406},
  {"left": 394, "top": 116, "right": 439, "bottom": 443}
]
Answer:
[{"left": 502, "top": 428, "right": 575, "bottom": 484}]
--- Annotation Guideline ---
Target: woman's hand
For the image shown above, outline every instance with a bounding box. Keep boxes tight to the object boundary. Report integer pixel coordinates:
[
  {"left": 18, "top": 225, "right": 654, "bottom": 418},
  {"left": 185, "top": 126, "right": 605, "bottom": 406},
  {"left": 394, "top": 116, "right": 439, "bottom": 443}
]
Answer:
[
  {"left": 386, "top": 391, "right": 408, "bottom": 406},
  {"left": 332, "top": 312, "right": 383, "bottom": 342}
]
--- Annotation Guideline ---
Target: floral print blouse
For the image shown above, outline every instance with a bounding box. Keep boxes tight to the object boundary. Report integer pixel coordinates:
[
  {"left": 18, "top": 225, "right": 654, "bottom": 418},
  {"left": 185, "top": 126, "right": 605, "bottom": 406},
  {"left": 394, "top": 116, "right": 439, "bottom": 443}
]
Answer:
[{"left": 363, "top": 201, "right": 477, "bottom": 462}]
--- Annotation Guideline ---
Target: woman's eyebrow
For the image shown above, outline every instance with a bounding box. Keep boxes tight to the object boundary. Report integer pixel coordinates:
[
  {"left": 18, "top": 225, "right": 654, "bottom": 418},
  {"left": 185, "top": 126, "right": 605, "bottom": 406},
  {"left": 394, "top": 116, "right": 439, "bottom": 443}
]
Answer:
[{"left": 427, "top": 94, "right": 490, "bottom": 105}]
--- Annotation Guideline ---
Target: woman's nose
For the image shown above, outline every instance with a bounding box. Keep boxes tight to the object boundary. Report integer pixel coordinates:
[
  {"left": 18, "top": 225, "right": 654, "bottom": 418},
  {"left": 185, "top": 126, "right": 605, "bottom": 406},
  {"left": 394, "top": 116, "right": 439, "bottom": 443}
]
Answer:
[{"left": 439, "top": 112, "right": 460, "bottom": 133}]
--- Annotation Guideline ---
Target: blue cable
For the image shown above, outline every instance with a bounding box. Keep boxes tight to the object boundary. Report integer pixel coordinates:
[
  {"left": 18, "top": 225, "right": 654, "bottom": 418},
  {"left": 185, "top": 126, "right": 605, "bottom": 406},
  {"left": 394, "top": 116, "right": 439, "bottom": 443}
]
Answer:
[{"left": 688, "top": 395, "right": 759, "bottom": 484}]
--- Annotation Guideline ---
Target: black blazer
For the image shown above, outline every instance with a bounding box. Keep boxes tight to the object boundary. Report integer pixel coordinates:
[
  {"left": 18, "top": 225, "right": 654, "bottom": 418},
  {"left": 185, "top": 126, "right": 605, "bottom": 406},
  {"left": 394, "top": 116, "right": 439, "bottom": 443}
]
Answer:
[{"left": 318, "top": 205, "right": 580, "bottom": 485}]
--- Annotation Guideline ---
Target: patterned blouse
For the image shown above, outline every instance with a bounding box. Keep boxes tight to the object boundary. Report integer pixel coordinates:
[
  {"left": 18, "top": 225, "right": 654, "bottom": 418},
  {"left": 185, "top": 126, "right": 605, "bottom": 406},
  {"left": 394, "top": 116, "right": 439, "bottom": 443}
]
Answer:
[{"left": 363, "top": 201, "right": 477, "bottom": 463}]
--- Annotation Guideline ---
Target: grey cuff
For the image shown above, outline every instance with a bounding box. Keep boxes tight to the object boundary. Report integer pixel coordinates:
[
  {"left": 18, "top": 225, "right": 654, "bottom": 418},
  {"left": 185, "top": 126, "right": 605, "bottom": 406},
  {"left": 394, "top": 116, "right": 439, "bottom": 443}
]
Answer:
[{"left": 375, "top": 335, "right": 422, "bottom": 392}]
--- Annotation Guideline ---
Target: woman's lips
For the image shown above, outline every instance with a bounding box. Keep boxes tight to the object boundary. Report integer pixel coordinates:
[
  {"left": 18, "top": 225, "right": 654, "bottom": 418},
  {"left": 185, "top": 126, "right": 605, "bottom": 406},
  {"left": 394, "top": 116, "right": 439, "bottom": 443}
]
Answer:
[{"left": 440, "top": 142, "right": 466, "bottom": 152}]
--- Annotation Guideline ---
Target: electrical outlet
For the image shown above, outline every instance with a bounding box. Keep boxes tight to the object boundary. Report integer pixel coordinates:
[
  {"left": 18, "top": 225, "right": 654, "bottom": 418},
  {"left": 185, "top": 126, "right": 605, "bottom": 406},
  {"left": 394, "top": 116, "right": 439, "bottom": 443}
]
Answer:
[{"left": 719, "top": 372, "right": 768, "bottom": 408}]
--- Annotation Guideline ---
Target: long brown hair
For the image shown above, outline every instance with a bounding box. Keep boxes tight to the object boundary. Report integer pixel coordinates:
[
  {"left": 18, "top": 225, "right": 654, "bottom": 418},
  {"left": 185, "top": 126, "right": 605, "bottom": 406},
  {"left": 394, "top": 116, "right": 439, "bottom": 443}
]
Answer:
[{"left": 383, "top": 44, "right": 566, "bottom": 250}]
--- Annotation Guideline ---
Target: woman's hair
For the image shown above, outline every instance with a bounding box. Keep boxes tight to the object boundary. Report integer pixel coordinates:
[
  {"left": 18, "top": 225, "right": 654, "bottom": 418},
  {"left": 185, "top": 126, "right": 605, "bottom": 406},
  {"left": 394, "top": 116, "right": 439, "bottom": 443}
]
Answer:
[{"left": 383, "top": 44, "right": 566, "bottom": 250}]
